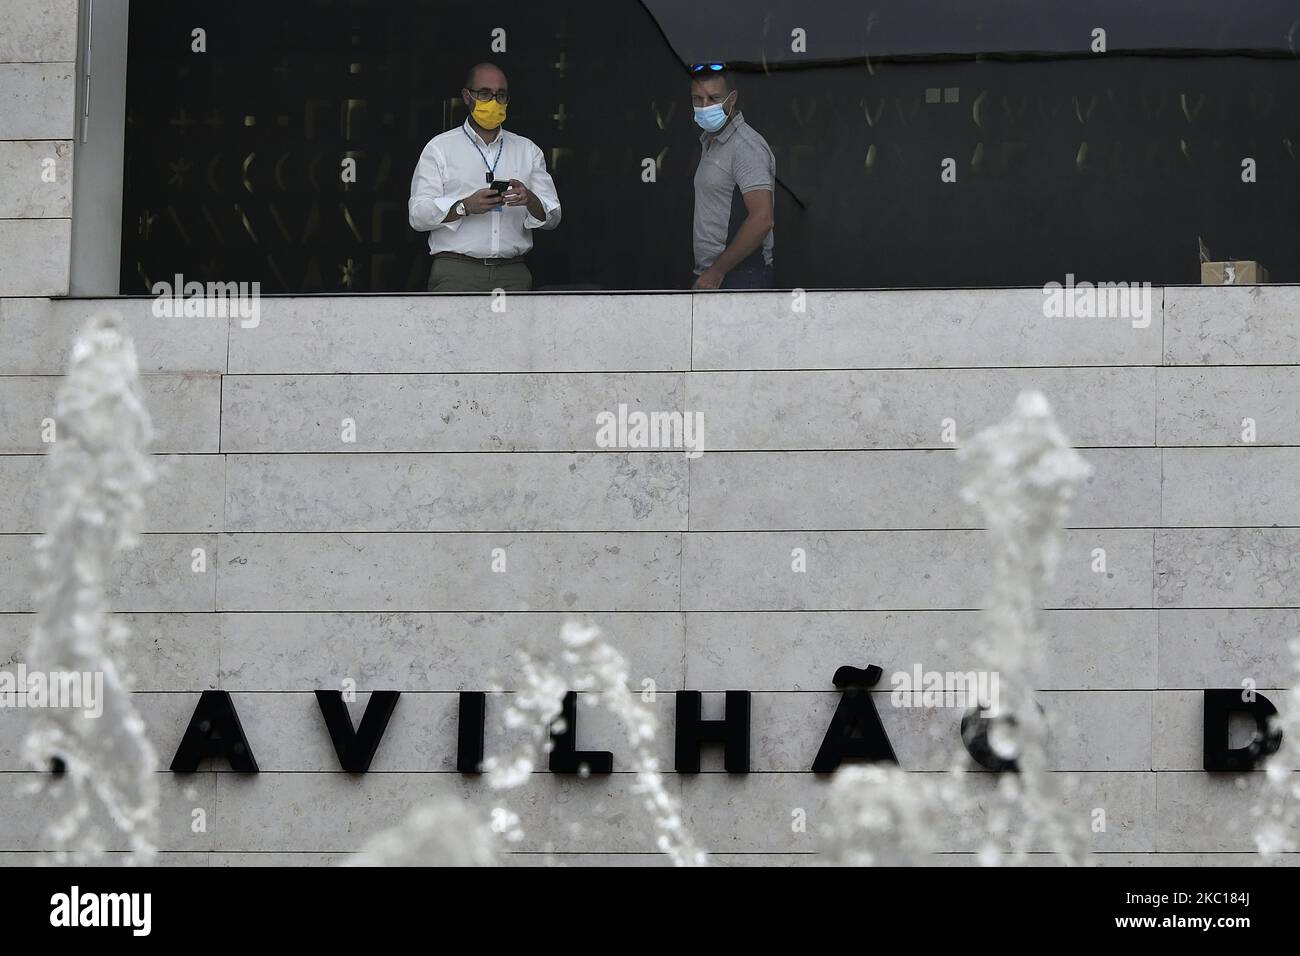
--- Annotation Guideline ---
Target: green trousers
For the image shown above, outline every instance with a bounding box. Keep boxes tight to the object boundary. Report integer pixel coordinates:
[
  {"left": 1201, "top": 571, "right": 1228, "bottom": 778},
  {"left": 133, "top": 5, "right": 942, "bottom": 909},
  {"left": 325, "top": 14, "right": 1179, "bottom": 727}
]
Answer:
[{"left": 427, "top": 255, "right": 532, "bottom": 293}]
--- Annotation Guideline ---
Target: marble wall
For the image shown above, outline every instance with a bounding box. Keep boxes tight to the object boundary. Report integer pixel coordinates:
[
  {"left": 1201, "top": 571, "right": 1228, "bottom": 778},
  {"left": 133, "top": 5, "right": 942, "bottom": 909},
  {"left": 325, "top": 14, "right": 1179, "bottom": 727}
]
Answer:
[
  {"left": 0, "top": 285, "right": 1297, "bottom": 865},
  {"left": 0, "top": 0, "right": 76, "bottom": 296}
]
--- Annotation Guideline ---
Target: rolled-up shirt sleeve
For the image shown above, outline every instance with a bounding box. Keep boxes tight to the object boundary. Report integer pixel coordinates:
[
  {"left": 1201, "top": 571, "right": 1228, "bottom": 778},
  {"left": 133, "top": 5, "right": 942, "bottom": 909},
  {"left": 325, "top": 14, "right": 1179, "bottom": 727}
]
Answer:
[
  {"left": 408, "top": 142, "right": 462, "bottom": 232},
  {"left": 522, "top": 142, "right": 561, "bottom": 230}
]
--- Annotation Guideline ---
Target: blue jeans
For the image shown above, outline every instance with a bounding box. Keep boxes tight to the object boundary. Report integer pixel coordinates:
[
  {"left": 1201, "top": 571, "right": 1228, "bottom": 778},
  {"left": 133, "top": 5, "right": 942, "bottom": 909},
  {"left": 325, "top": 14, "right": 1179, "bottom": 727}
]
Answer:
[{"left": 719, "top": 261, "right": 774, "bottom": 289}]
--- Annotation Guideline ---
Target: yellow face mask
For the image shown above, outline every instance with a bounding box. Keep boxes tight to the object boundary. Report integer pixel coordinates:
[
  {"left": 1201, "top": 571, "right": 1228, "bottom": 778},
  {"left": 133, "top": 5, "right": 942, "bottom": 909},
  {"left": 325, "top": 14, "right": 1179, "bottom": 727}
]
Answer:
[{"left": 471, "top": 98, "right": 507, "bottom": 130}]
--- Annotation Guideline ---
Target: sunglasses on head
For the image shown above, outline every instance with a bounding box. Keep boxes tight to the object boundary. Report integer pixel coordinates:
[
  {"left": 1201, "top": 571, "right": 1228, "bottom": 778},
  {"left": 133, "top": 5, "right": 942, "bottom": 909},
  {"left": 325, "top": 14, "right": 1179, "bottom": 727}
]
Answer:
[{"left": 691, "top": 62, "right": 726, "bottom": 73}]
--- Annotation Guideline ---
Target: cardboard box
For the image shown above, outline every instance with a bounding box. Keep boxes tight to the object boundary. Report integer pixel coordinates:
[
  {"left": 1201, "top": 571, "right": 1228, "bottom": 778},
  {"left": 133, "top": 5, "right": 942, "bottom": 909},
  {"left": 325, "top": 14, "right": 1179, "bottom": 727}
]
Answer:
[{"left": 1201, "top": 261, "right": 1269, "bottom": 284}]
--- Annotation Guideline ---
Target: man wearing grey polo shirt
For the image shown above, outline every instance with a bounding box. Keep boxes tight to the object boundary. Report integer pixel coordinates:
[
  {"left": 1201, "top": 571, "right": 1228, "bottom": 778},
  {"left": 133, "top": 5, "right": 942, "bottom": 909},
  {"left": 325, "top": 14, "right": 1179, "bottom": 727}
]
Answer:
[{"left": 689, "top": 64, "right": 776, "bottom": 290}]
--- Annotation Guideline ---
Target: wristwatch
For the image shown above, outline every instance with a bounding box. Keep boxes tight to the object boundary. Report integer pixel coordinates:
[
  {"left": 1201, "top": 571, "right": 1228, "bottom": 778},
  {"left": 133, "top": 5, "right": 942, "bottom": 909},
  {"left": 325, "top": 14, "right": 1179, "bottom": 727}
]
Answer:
[{"left": 455, "top": 201, "right": 467, "bottom": 217}]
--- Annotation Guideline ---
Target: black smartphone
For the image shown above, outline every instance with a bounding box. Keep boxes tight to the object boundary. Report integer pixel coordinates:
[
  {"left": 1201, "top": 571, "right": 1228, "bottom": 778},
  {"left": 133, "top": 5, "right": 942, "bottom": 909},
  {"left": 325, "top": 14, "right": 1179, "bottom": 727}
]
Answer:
[{"left": 490, "top": 180, "right": 512, "bottom": 195}]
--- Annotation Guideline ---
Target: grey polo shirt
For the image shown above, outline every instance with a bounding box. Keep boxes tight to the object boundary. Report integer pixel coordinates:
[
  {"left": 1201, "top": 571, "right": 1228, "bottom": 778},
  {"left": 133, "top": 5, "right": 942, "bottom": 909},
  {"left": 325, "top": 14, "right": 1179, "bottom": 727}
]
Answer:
[{"left": 693, "top": 110, "right": 776, "bottom": 274}]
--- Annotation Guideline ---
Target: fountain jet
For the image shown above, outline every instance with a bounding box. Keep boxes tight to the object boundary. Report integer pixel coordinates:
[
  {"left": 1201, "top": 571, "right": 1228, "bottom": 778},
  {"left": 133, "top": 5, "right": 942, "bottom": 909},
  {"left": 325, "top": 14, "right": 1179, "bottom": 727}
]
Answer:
[{"left": 21, "top": 314, "right": 160, "bottom": 864}]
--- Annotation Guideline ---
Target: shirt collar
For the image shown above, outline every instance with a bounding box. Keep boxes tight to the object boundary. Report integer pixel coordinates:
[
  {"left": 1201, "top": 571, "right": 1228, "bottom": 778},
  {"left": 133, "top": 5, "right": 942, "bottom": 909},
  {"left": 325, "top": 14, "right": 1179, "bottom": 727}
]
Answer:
[
  {"left": 699, "top": 110, "right": 745, "bottom": 147},
  {"left": 462, "top": 119, "right": 505, "bottom": 151}
]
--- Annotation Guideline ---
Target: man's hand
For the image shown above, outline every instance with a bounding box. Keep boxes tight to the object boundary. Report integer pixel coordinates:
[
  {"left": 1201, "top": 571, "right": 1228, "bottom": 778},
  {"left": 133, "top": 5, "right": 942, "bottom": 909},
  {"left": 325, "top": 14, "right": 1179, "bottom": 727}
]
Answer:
[
  {"left": 504, "top": 178, "right": 548, "bottom": 222},
  {"left": 462, "top": 187, "right": 504, "bottom": 215},
  {"left": 502, "top": 179, "right": 532, "bottom": 207},
  {"left": 692, "top": 267, "right": 725, "bottom": 290}
]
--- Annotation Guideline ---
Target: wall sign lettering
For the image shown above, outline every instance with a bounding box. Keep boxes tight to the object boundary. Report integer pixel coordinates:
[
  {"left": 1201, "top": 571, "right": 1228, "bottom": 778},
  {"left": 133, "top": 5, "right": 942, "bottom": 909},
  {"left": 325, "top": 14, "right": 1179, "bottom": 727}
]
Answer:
[{"left": 164, "top": 669, "right": 1286, "bottom": 777}]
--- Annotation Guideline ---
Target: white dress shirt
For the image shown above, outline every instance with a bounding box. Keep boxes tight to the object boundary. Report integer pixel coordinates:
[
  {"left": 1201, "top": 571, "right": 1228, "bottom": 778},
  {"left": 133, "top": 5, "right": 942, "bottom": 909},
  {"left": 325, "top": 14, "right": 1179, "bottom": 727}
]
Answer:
[{"left": 408, "top": 121, "right": 562, "bottom": 258}]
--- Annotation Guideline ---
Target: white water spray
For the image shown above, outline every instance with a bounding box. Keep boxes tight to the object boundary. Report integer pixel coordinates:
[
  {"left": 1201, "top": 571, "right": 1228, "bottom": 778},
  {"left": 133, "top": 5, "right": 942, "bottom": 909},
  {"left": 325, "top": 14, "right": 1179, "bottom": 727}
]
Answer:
[
  {"left": 956, "top": 390, "right": 1093, "bottom": 865},
  {"left": 20, "top": 313, "right": 160, "bottom": 863},
  {"left": 822, "top": 765, "right": 952, "bottom": 866},
  {"left": 823, "top": 391, "right": 1092, "bottom": 865},
  {"left": 485, "top": 620, "right": 707, "bottom": 866},
  {"left": 346, "top": 798, "right": 497, "bottom": 866},
  {"left": 345, "top": 620, "right": 707, "bottom": 866},
  {"left": 1253, "top": 636, "right": 1300, "bottom": 855}
]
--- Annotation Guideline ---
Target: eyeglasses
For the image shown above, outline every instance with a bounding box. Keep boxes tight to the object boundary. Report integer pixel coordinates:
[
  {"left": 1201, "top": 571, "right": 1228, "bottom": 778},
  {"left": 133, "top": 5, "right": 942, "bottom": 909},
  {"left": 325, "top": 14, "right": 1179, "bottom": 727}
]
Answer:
[
  {"left": 691, "top": 62, "right": 726, "bottom": 74},
  {"left": 467, "top": 88, "right": 510, "bottom": 104}
]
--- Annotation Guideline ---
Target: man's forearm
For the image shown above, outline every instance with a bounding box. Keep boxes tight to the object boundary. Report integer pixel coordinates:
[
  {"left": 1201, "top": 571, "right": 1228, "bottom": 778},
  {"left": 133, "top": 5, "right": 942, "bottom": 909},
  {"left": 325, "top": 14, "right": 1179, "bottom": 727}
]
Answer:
[
  {"left": 525, "top": 193, "right": 546, "bottom": 222},
  {"left": 412, "top": 196, "right": 465, "bottom": 230},
  {"left": 709, "top": 216, "right": 772, "bottom": 276}
]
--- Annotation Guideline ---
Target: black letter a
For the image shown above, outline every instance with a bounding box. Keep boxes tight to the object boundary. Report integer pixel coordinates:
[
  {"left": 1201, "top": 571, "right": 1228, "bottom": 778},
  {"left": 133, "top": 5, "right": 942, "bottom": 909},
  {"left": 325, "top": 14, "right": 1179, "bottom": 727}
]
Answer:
[
  {"left": 811, "top": 665, "right": 898, "bottom": 773},
  {"left": 170, "top": 691, "right": 259, "bottom": 772}
]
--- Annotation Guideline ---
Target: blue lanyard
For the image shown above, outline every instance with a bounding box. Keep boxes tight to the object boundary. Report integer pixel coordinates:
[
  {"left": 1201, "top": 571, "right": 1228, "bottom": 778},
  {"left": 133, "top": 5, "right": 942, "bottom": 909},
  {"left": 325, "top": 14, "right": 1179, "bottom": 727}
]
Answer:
[{"left": 463, "top": 124, "right": 504, "bottom": 182}]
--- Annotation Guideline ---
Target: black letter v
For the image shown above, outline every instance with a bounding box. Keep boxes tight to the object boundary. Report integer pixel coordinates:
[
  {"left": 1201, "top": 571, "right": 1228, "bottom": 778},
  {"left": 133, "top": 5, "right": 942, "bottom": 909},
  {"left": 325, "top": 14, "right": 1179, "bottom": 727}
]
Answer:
[{"left": 315, "top": 690, "right": 401, "bottom": 773}]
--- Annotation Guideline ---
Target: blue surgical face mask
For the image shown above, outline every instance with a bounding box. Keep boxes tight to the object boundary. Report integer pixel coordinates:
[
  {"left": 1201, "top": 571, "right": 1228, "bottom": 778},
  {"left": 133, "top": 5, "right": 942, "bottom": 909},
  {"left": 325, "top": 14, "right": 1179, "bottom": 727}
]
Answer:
[{"left": 693, "top": 93, "right": 733, "bottom": 132}]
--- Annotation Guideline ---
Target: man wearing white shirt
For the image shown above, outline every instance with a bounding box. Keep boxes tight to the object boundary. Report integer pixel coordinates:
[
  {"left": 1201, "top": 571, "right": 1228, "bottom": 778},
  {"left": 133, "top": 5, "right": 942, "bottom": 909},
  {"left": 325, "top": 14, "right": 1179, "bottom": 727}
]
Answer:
[{"left": 408, "top": 63, "right": 562, "bottom": 292}]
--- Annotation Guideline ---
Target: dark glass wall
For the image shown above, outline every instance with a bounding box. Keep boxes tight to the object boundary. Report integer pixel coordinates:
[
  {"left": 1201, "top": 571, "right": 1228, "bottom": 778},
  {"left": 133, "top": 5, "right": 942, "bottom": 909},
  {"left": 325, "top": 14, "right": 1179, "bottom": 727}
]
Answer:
[{"left": 121, "top": 0, "right": 1300, "bottom": 292}]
